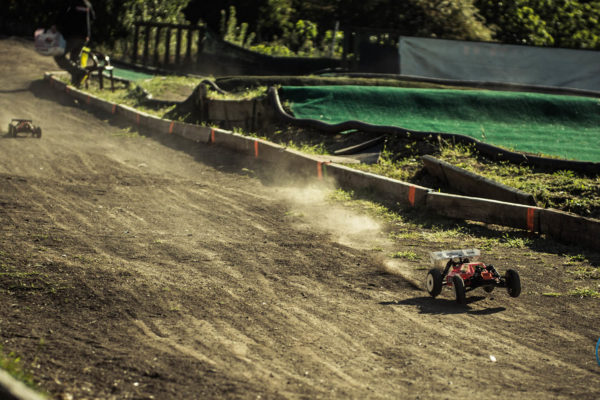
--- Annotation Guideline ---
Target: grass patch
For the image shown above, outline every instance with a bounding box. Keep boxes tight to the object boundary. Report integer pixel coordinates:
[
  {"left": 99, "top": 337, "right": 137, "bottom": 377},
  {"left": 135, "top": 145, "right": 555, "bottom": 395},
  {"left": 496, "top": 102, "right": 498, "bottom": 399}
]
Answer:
[
  {"left": 563, "top": 254, "right": 587, "bottom": 265},
  {"left": 353, "top": 147, "right": 416, "bottom": 183},
  {"left": 567, "top": 266, "right": 600, "bottom": 280},
  {"left": 436, "top": 143, "right": 600, "bottom": 219},
  {"left": 111, "top": 127, "right": 141, "bottom": 138},
  {"left": 0, "top": 346, "right": 38, "bottom": 390},
  {"left": 285, "top": 141, "right": 328, "bottom": 155},
  {"left": 568, "top": 288, "right": 600, "bottom": 298},
  {"left": 389, "top": 231, "right": 421, "bottom": 241},
  {"left": 327, "top": 189, "right": 405, "bottom": 226},
  {"left": 137, "top": 75, "right": 204, "bottom": 99},
  {"left": 390, "top": 251, "right": 421, "bottom": 261},
  {"left": 500, "top": 233, "right": 533, "bottom": 249},
  {"left": 206, "top": 85, "right": 268, "bottom": 100}
]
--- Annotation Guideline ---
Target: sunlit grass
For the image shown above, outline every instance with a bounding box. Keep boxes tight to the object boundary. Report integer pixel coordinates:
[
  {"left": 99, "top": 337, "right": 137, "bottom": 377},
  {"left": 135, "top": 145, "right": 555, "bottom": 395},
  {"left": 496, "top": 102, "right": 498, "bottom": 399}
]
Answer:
[
  {"left": 0, "top": 346, "right": 39, "bottom": 391},
  {"left": 568, "top": 288, "right": 600, "bottom": 298},
  {"left": 390, "top": 250, "right": 421, "bottom": 260}
]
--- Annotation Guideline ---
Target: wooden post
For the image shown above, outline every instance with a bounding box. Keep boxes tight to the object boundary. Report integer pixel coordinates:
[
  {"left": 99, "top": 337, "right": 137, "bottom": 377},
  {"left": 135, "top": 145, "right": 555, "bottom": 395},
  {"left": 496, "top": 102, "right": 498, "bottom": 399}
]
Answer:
[
  {"left": 196, "top": 26, "right": 205, "bottom": 66},
  {"left": 353, "top": 31, "right": 360, "bottom": 71},
  {"left": 143, "top": 24, "right": 150, "bottom": 66},
  {"left": 132, "top": 23, "right": 140, "bottom": 64},
  {"left": 186, "top": 27, "right": 193, "bottom": 63},
  {"left": 330, "top": 21, "right": 339, "bottom": 58},
  {"left": 175, "top": 27, "right": 182, "bottom": 65},
  {"left": 164, "top": 27, "right": 171, "bottom": 66},
  {"left": 153, "top": 26, "right": 161, "bottom": 67}
]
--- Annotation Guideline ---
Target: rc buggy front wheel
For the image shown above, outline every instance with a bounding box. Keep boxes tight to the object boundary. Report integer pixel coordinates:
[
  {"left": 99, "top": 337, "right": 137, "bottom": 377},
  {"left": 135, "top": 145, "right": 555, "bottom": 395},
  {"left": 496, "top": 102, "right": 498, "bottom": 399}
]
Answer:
[
  {"left": 505, "top": 269, "right": 521, "bottom": 298},
  {"left": 426, "top": 268, "right": 443, "bottom": 298},
  {"left": 453, "top": 275, "right": 466, "bottom": 305}
]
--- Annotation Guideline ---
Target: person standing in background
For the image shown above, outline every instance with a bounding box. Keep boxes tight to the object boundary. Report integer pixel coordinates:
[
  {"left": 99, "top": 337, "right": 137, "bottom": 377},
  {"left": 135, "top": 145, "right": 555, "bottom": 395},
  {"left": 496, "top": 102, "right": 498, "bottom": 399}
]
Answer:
[{"left": 53, "top": 0, "right": 95, "bottom": 86}]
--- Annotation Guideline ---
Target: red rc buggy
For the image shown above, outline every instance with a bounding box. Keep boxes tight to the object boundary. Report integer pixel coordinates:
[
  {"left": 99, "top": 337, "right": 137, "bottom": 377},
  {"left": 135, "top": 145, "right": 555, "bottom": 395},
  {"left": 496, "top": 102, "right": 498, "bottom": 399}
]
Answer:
[
  {"left": 7, "top": 119, "right": 42, "bottom": 138},
  {"left": 426, "top": 249, "right": 521, "bottom": 304}
]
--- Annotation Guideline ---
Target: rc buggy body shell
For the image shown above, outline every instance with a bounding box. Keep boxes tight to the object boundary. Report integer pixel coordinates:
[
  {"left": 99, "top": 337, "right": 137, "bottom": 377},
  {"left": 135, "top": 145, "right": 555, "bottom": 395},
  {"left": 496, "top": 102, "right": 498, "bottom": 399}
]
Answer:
[
  {"left": 426, "top": 249, "right": 521, "bottom": 304},
  {"left": 8, "top": 119, "right": 42, "bottom": 138}
]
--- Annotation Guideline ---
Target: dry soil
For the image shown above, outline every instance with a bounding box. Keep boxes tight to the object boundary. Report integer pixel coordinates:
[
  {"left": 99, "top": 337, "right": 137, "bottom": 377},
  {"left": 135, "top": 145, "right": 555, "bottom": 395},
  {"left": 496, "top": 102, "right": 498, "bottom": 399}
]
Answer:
[{"left": 1, "top": 37, "right": 599, "bottom": 400}]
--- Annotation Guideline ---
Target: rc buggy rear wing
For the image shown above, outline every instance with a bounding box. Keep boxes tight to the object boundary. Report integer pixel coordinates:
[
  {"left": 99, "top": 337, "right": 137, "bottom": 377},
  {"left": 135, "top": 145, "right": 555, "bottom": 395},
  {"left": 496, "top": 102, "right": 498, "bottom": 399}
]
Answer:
[{"left": 429, "top": 249, "right": 480, "bottom": 268}]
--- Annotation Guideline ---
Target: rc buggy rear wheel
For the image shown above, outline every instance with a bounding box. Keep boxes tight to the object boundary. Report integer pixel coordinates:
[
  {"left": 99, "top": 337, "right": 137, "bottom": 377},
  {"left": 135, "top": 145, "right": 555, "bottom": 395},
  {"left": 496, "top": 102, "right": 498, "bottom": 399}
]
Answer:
[
  {"left": 505, "top": 269, "right": 521, "bottom": 297},
  {"left": 34, "top": 127, "right": 42, "bottom": 138},
  {"left": 453, "top": 275, "right": 466, "bottom": 305},
  {"left": 426, "top": 268, "right": 443, "bottom": 298}
]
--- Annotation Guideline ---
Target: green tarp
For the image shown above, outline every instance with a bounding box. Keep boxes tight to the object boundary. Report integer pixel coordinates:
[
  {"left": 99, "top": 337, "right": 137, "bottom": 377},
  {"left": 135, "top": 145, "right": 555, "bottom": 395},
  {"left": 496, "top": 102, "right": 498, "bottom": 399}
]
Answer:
[
  {"left": 280, "top": 85, "right": 600, "bottom": 162},
  {"left": 109, "top": 67, "right": 153, "bottom": 82}
]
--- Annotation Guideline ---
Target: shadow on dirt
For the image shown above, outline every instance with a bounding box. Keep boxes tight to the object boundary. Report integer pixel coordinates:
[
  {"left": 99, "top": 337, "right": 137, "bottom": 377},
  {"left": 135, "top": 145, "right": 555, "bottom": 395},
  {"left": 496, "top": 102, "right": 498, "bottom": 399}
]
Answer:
[
  {"left": 29, "top": 79, "right": 79, "bottom": 108},
  {"left": 381, "top": 296, "right": 506, "bottom": 315},
  {"left": 0, "top": 88, "right": 29, "bottom": 94},
  {"left": 0, "top": 133, "right": 40, "bottom": 139}
]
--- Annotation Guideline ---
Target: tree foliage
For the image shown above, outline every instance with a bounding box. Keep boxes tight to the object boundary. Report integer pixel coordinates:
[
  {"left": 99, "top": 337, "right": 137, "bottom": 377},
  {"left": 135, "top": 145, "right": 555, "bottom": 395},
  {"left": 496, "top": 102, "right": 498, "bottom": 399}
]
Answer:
[
  {"left": 122, "top": 0, "right": 190, "bottom": 23},
  {"left": 2, "top": 0, "right": 600, "bottom": 50},
  {"left": 183, "top": 0, "right": 492, "bottom": 41},
  {"left": 2, "top": 0, "right": 191, "bottom": 46},
  {"left": 476, "top": 0, "right": 600, "bottom": 48}
]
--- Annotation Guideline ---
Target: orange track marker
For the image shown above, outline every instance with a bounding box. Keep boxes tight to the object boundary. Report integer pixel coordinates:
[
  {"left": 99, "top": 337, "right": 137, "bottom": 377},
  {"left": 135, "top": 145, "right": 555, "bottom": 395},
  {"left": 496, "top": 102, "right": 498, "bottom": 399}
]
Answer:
[
  {"left": 527, "top": 208, "right": 536, "bottom": 232},
  {"left": 408, "top": 185, "right": 416, "bottom": 207}
]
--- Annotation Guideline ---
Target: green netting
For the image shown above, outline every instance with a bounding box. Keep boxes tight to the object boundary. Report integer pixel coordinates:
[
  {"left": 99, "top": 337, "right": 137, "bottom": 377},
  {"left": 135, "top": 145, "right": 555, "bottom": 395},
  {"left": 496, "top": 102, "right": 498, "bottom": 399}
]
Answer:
[
  {"left": 109, "top": 67, "right": 153, "bottom": 81},
  {"left": 280, "top": 85, "right": 600, "bottom": 162}
]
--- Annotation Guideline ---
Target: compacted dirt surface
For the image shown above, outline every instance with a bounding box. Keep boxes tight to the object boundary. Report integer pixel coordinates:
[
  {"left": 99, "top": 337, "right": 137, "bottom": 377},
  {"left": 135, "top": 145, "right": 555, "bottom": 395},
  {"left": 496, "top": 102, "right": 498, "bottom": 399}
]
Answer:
[{"left": 1, "top": 38, "right": 600, "bottom": 399}]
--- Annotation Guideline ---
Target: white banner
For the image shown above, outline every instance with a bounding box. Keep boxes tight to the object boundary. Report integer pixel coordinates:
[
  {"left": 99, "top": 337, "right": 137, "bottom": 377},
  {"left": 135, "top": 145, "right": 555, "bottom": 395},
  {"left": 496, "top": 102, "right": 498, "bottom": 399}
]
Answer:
[{"left": 399, "top": 36, "right": 600, "bottom": 92}]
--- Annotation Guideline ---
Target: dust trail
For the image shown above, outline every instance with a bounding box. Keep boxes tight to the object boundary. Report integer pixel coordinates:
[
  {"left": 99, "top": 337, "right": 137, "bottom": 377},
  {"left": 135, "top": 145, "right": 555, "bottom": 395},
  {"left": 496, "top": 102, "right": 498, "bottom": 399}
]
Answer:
[
  {"left": 274, "top": 183, "right": 381, "bottom": 249},
  {"left": 273, "top": 183, "right": 422, "bottom": 288},
  {"left": 379, "top": 258, "right": 423, "bottom": 290}
]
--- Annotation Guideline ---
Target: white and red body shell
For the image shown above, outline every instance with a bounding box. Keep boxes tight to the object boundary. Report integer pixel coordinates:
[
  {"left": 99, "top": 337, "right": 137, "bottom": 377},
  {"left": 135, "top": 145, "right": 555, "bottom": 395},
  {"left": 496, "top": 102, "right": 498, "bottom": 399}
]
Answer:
[{"left": 446, "top": 262, "right": 495, "bottom": 286}]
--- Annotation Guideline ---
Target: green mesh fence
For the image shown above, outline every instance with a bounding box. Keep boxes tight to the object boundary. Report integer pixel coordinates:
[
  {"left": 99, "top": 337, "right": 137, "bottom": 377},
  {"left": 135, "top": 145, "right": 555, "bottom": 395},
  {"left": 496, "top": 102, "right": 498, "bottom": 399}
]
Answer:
[
  {"left": 280, "top": 85, "right": 600, "bottom": 162},
  {"left": 110, "top": 67, "right": 153, "bottom": 82}
]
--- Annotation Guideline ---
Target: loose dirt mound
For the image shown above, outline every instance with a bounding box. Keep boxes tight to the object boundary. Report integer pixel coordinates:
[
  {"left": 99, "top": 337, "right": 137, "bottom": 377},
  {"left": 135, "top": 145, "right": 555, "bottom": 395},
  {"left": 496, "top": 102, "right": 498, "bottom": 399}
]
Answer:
[{"left": 1, "top": 38, "right": 599, "bottom": 399}]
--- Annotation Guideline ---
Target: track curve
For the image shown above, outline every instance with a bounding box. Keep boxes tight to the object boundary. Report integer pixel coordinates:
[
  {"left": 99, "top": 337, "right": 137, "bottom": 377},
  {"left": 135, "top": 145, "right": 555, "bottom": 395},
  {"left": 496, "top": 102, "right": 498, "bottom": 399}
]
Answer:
[{"left": 0, "top": 38, "right": 599, "bottom": 399}]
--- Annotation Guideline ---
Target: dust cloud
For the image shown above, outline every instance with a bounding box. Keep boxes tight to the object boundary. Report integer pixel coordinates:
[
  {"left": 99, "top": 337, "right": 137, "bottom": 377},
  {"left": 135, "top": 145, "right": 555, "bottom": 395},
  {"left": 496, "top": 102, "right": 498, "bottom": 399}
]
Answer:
[
  {"left": 274, "top": 183, "right": 381, "bottom": 249},
  {"left": 273, "top": 182, "right": 419, "bottom": 287}
]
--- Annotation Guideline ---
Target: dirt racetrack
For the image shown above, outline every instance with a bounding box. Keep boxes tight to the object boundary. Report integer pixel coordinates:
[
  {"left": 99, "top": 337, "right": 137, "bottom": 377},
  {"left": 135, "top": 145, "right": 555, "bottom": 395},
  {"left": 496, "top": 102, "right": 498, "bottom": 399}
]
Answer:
[{"left": 1, "top": 37, "right": 599, "bottom": 399}]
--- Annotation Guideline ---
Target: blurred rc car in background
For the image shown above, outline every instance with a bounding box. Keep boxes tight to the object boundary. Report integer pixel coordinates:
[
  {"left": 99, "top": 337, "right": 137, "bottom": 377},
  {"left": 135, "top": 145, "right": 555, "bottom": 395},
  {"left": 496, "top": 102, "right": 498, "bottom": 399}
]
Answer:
[
  {"left": 8, "top": 119, "right": 42, "bottom": 138},
  {"left": 425, "top": 249, "right": 521, "bottom": 304}
]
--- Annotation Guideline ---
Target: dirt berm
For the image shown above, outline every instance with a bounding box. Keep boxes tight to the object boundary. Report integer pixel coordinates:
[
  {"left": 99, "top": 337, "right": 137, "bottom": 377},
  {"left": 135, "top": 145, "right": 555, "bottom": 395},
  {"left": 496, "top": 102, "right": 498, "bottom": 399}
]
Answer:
[{"left": 0, "top": 38, "right": 599, "bottom": 399}]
